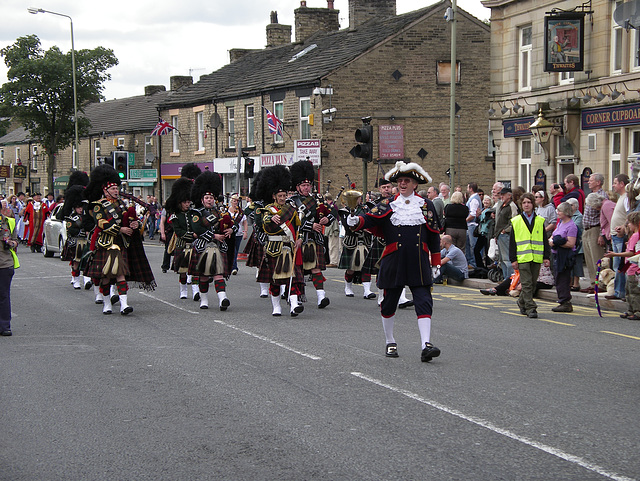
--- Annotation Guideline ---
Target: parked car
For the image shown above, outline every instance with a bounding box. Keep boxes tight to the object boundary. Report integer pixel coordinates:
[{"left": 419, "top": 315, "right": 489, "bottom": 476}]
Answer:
[{"left": 42, "top": 204, "right": 67, "bottom": 258}]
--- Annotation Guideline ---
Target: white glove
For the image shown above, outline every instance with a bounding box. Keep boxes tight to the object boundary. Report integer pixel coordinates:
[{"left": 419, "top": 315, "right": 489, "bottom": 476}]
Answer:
[
  {"left": 346, "top": 214, "right": 359, "bottom": 227},
  {"left": 432, "top": 266, "right": 440, "bottom": 279}
]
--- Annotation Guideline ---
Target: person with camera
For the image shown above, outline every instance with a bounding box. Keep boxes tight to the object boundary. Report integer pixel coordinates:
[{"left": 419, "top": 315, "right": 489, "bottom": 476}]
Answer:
[{"left": 0, "top": 201, "right": 20, "bottom": 336}]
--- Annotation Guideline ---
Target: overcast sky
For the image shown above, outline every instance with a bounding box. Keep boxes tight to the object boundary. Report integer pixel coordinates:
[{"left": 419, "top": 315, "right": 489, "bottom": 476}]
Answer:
[{"left": 1, "top": 0, "right": 490, "bottom": 101}]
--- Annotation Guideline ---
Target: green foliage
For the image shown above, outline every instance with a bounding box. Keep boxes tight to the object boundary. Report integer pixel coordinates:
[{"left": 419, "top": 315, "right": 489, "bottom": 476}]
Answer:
[{"left": 0, "top": 35, "right": 118, "bottom": 190}]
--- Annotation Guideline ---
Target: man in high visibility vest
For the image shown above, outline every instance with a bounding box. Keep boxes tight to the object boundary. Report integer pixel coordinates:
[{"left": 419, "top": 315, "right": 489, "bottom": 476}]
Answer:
[
  {"left": 509, "top": 192, "right": 550, "bottom": 318},
  {"left": 0, "top": 201, "right": 20, "bottom": 337}
]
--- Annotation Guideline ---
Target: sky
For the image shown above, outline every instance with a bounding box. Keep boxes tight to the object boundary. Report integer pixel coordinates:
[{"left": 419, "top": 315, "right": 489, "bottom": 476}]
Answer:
[{"left": 0, "top": 0, "right": 491, "bottom": 101}]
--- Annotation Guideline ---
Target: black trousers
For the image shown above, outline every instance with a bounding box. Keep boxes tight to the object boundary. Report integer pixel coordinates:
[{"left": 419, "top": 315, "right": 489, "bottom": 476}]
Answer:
[
  {"left": 0, "top": 267, "right": 14, "bottom": 331},
  {"left": 381, "top": 285, "right": 433, "bottom": 318}
]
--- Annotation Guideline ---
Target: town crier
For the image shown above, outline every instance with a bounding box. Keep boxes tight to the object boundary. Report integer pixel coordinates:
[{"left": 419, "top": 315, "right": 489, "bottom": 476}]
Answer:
[{"left": 347, "top": 161, "right": 442, "bottom": 362}]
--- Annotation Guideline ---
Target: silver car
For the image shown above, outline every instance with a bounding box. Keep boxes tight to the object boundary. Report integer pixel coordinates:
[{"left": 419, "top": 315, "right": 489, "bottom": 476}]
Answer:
[{"left": 42, "top": 204, "right": 67, "bottom": 258}]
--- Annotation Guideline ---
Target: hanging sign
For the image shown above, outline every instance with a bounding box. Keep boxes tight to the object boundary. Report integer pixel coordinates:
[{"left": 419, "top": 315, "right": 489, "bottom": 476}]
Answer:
[{"left": 544, "top": 13, "right": 585, "bottom": 72}]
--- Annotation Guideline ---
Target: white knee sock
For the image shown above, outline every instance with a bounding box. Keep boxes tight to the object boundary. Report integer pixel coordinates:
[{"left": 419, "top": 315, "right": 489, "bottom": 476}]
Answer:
[
  {"left": 417, "top": 316, "right": 432, "bottom": 347},
  {"left": 381, "top": 315, "right": 395, "bottom": 344}
]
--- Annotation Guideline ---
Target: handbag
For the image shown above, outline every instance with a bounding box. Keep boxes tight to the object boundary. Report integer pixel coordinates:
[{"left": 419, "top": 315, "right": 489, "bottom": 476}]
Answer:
[
  {"left": 473, "top": 225, "right": 481, "bottom": 237},
  {"left": 488, "top": 238, "right": 499, "bottom": 261}
]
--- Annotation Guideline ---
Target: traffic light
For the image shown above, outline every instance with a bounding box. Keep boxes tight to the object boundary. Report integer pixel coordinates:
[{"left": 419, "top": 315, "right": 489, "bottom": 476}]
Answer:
[
  {"left": 244, "top": 156, "right": 254, "bottom": 178},
  {"left": 354, "top": 123, "right": 373, "bottom": 163},
  {"left": 113, "top": 151, "right": 128, "bottom": 180}
]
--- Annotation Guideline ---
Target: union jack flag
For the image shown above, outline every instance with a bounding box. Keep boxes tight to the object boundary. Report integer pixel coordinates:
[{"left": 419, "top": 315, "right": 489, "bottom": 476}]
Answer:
[
  {"left": 264, "top": 107, "right": 284, "bottom": 138},
  {"left": 151, "top": 118, "right": 175, "bottom": 136}
]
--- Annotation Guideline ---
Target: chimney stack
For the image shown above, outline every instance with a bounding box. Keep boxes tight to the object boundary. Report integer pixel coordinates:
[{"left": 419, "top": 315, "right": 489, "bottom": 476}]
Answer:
[
  {"left": 294, "top": 1, "right": 340, "bottom": 43},
  {"left": 170, "top": 76, "right": 193, "bottom": 91},
  {"left": 266, "top": 11, "right": 292, "bottom": 47},
  {"left": 349, "top": 0, "right": 396, "bottom": 29}
]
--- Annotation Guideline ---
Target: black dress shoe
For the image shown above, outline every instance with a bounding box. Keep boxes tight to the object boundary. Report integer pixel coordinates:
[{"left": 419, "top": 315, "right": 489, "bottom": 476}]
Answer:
[
  {"left": 0, "top": 330, "right": 12, "bottom": 336},
  {"left": 318, "top": 298, "right": 330, "bottom": 308},
  {"left": 399, "top": 300, "right": 414, "bottom": 309},
  {"left": 111, "top": 295, "right": 119, "bottom": 305},
  {"left": 480, "top": 288, "right": 497, "bottom": 296},
  {"left": 120, "top": 306, "right": 133, "bottom": 316},
  {"left": 193, "top": 292, "right": 200, "bottom": 301},
  {"left": 421, "top": 342, "right": 440, "bottom": 362},
  {"left": 364, "top": 293, "right": 377, "bottom": 299},
  {"left": 385, "top": 343, "right": 399, "bottom": 357},
  {"left": 527, "top": 310, "right": 538, "bottom": 318}
]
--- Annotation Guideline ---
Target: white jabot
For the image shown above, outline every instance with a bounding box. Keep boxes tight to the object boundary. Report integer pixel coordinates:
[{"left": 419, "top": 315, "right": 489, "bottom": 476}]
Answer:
[{"left": 390, "top": 193, "right": 426, "bottom": 226}]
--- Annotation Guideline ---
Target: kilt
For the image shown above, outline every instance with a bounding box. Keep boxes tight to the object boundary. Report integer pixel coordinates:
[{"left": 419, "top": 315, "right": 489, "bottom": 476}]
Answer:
[
  {"left": 362, "top": 237, "right": 385, "bottom": 275},
  {"left": 61, "top": 242, "right": 75, "bottom": 262},
  {"left": 256, "top": 251, "right": 305, "bottom": 287},
  {"left": 85, "top": 244, "right": 130, "bottom": 280},
  {"left": 189, "top": 243, "right": 230, "bottom": 278},
  {"left": 243, "top": 234, "right": 264, "bottom": 268},
  {"left": 302, "top": 240, "right": 326, "bottom": 272},
  {"left": 125, "top": 234, "right": 156, "bottom": 290}
]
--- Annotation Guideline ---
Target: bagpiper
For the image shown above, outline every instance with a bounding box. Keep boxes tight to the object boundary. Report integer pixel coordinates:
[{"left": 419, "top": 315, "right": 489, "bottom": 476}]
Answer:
[
  {"left": 190, "top": 171, "right": 235, "bottom": 310},
  {"left": 165, "top": 176, "right": 197, "bottom": 300},
  {"left": 85, "top": 165, "right": 156, "bottom": 315},
  {"left": 347, "top": 161, "right": 442, "bottom": 362},
  {"left": 288, "top": 160, "right": 333, "bottom": 309},
  {"left": 242, "top": 170, "right": 270, "bottom": 298},
  {"left": 255, "top": 165, "right": 305, "bottom": 316},
  {"left": 58, "top": 171, "right": 92, "bottom": 290}
]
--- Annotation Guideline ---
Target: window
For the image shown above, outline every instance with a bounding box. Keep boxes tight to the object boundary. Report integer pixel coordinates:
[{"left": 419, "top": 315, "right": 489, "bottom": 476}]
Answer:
[
  {"left": 94, "top": 140, "right": 101, "bottom": 165},
  {"left": 612, "top": 1, "right": 624, "bottom": 74},
  {"left": 436, "top": 61, "right": 461, "bottom": 84},
  {"left": 588, "top": 133, "right": 597, "bottom": 151},
  {"left": 117, "top": 138, "right": 125, "bottom": 148},
  {"left": 559, "top": 71, "right": 574, "bottom": 85},
  {"left": 246, "top": 105, "right": 255, "bottom": 147},
  {"left": 15, "top": 147, "right": 20, "bottom": 164},
  {"left": 32, "top": 145, "right": 38, "bottom": 170},
  {"left": 0, "top": 149, "right": 4, "bottom": 165},
  {"left": 144, "top": 136, "right": 153, "bottom": 165},
  {"left": 72, "top": 144, "right": 78, "bottom": 169},
  {"left": 171, "top": 116, "right": 179, "bottom": 153},
  {"left": 519, "top": 26, "right": 532, "bottom": 91},
  {"left": 610, "top": 131, "right": 621, "bottom": 179},
  {"left": 228, "top": 108, "right": 235, "bottom": 148},
  {"left": 558, "top": 135, "right": 574, "bottom": 157},
  {"left": 632, "top": 28, "right": 640, "bottom": 71},
  {"left": 197, "top": 111, "right": 205, "bottom": 151},
  {"left": 519, "top": 139, "right": 532, "bottom": 191},
  {"left": 300, "top": 97, "right": 311, "bottom": 139},
  {"left": 274, "top": 101, "right": 284, "bottom": 144}
]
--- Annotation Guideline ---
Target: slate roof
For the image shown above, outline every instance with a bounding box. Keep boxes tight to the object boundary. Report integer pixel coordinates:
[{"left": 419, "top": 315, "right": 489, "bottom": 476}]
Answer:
[
  {"left": 160, "top": 1, "right": 475, "bottom": 108},
  {"left": 0, "top": 90, "right": 170, "bottom": 146},
  {"left": 81, "top": 90, "right": 170, "bottom": 135}
]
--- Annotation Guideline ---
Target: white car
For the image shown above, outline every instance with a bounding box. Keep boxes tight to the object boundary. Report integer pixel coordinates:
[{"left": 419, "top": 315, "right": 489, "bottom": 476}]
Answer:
[{"left": 42, "top": 204, "right": 67, "bottom": 258}]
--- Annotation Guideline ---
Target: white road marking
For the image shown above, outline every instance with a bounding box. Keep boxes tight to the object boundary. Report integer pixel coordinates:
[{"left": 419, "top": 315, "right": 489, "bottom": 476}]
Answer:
[
  {"left": 212, "top": 319, "right": 322, "bottom": 360},
  {"left": 139, "top": 292, "right": 201, "bottom": 314},
  {"left": 351, "top": 372, "right": 635, "bottom": 481}
]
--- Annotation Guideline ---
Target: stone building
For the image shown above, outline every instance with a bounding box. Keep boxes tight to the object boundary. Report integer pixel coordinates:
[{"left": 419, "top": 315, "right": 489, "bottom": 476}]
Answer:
[
  {"left": 484, "top": 0, "right": 640, "bottom": 192},
  {"left": 157, "top": 0, "right": 493, "bottom": 200}
]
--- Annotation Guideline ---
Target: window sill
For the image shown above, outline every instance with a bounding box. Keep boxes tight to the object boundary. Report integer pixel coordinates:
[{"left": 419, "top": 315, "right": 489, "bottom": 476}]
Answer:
[{"left": 170, "top": 152, "right": 180, "bottom": 157}]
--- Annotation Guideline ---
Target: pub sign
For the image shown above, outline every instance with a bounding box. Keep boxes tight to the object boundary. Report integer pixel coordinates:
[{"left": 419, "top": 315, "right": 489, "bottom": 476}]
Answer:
[{"left": 544, "top": 13, "right": 585, "bottom": 73}]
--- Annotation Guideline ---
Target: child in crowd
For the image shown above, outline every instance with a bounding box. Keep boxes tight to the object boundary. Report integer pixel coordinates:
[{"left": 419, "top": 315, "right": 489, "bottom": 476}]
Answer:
[{"left": 604, "top": 211, "right": 640, "bottom": 320}]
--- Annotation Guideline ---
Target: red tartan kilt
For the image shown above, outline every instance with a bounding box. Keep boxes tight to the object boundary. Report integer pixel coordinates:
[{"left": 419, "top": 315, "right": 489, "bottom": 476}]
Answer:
[
  {"left": 244, "top": 235, "right": 264, "bottom": 267},
  {"left": 303, "top": 241, "right": 326, "bottom": 272},
  {"left": 61, "top": 243, "right": 75, "bottom": 262},
  {"left": 85, "top": 246, "right": 130, "bottom": 280},
  {"left": 256, "top": 254, "right": 304, "bottom": 285}
]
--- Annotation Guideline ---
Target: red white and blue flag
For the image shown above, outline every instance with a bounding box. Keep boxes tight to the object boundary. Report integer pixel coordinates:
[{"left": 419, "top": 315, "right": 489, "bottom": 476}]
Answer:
[
  {"left": 264, "top": 107, "right": 284, "bottom": 138},
  {"left": 151, "top": 118, "right": 175, "bottom": 136}
]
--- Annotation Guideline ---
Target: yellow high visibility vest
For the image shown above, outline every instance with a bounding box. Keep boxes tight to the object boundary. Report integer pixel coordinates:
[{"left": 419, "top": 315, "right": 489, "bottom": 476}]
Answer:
[{"left": 510, "top": 214, "right": 545, "bottom": 263}]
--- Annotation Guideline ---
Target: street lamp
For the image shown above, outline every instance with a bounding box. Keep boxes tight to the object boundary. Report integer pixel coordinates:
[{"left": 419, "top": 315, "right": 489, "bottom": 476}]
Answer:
[
  {"left": 529, "top": 108, "right": 555, "bottom": 165},
  {"left": 28, "top": 7, "right": 79, "bottom": 168}
]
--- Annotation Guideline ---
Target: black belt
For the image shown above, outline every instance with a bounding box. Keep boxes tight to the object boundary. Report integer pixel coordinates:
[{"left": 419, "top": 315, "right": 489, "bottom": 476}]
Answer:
[{"left": 584, "top": 225, "right": 598, "bottom": 230}]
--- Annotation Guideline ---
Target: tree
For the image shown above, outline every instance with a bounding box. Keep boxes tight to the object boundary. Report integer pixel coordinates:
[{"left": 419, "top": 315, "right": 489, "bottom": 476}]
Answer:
[{"left": 0, "top": 35, "right": 118, "bottom": 192}]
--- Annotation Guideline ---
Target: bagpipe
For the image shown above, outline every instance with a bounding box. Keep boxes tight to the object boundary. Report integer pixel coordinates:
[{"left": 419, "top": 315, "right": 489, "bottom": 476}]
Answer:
[{"left": 119, "top": 190, "right": 159, "bottom": 217}]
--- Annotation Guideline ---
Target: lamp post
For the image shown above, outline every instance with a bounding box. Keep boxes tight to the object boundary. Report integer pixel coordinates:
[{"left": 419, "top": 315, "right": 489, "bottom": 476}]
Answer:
[{"left": 28, "top": 7, "right": 79, "bottom": 168}]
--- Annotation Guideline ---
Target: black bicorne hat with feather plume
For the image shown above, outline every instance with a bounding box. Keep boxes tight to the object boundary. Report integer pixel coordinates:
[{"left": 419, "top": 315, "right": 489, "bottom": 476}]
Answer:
[
  {"left": 255, "top": 165, "right": 291, "bottom": 205},
  {"left": 84, "top": 165, "right": 121, "bottom": 203},
  {"left": 289, "top": 160, "right": 315, "bottom": 190},
  {"left": 165, "top": 177, "right": 194, "bottom": 215},
  {"left": 191, "top": 171, "right": 222, "bottom": 208}
]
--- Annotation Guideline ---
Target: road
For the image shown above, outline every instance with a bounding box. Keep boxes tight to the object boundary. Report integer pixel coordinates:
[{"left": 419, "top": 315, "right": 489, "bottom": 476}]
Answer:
[{"left": 1, "top": 242, "right": 639, "bottom": 480}]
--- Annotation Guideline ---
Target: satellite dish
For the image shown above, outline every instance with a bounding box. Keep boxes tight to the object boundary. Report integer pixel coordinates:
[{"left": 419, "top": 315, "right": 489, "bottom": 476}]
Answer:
[
  {"left": 614, "top": 0, "right": 640, "bottom": 29},
  {"left": 210, "top": 113, "right": 221, "bottom": 129},
  {"left": 145, "top": 152, "right": 155, "bottom": 164}
]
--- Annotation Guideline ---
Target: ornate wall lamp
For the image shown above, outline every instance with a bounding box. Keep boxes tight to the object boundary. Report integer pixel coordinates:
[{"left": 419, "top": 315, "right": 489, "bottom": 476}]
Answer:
[{"left": 529, "top": 108, "right": 563, "bottom": 165}]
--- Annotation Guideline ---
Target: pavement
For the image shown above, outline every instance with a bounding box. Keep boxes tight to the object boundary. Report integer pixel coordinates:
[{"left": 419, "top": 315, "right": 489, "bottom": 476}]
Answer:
[{"left": 453, "top": 275, "right": 625, "bottom": 313}]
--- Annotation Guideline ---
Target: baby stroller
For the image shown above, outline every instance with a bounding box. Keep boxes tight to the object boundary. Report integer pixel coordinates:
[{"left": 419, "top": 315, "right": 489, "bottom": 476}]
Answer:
[{"left": 487, "top": 261, "right": 504, "bottom": 283}]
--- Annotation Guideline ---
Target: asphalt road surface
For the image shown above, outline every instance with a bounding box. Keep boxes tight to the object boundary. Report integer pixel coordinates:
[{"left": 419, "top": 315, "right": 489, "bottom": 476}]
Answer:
[{"left": 2, "top": 242, "right": 640, "bottom": 480}]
